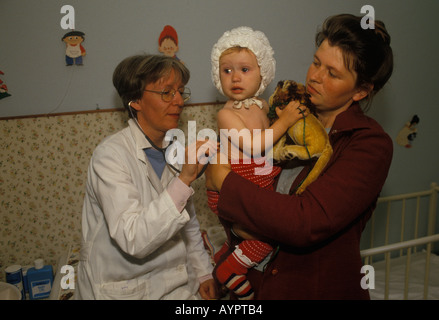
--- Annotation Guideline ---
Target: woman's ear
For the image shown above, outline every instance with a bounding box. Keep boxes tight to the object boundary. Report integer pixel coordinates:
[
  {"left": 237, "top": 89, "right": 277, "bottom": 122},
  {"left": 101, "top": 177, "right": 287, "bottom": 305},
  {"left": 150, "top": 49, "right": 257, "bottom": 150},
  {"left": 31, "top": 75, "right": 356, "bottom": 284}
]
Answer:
[
  {"left": 353, "top": 83, "right": 374, "bottom": 102},
  {"left": 128, "top": 100, "right": 141, "bottom": 111}
]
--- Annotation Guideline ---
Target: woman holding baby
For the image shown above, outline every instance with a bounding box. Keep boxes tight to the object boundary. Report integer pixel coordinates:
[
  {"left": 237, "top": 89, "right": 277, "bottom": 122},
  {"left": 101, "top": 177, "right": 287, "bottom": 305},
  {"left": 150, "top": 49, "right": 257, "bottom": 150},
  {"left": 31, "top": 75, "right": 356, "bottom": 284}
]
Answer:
[{"left": 207, "top": 13, "right": 394, "bottom": 299}]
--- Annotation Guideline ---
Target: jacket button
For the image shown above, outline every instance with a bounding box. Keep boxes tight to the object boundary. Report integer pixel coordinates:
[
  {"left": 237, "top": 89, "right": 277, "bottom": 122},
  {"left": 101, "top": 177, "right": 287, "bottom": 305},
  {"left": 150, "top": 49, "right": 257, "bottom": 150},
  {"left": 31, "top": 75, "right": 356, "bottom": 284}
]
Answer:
[{"left": 271, "top": 268, "right": 278, "bottom": 276}]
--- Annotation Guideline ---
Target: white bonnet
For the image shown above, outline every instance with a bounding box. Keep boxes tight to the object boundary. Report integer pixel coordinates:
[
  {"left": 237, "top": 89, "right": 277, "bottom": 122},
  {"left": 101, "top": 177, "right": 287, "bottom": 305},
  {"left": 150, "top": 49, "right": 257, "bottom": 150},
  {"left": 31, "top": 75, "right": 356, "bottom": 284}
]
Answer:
[{"left": 211, "top": 26, "right": 276, "bottom": 97}]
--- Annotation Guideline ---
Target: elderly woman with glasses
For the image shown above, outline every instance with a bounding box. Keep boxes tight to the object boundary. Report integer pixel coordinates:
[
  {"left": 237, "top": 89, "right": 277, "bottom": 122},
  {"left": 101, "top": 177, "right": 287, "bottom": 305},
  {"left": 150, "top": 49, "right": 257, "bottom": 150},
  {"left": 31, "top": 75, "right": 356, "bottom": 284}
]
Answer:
[{"left": 76, "top": 54, "right": 218, "bottom": 300}]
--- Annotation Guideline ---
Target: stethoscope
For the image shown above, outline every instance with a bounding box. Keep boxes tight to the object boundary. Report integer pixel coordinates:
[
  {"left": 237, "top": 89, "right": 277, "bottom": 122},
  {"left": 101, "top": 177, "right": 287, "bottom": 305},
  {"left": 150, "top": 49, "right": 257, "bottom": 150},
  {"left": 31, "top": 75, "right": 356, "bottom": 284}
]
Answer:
[{"left": 128, "top": 103, "right": 208, "bottom": 179}]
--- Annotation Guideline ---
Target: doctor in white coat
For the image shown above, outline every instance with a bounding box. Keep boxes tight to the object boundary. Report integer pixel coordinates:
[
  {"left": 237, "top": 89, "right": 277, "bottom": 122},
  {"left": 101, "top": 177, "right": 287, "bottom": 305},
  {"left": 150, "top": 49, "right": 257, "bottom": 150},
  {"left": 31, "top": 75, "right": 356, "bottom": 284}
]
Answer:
[{"left": 76, "top": 54, "right": 217, "bottom": 300}]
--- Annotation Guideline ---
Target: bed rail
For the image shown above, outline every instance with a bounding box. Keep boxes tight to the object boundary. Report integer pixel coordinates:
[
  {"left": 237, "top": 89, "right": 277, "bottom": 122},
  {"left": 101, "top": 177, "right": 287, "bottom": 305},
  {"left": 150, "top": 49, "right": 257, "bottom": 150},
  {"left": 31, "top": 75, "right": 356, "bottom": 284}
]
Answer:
[
  {"left": 360, "top": 182, "right": 439, "bottom": 300},
  {"left": 361, "top": 234, "right": 439, "bottom": 299}
]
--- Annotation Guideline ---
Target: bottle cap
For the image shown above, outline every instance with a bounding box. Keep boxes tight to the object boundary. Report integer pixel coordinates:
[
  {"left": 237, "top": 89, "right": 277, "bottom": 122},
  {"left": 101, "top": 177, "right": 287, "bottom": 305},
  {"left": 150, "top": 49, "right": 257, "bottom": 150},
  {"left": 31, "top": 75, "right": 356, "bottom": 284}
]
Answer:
[
  {"left": 5, "top": 265, "right": 22, "bottom": 273},
  {"left": 34, "top": 259, "right": 44, "bottom": 269}
]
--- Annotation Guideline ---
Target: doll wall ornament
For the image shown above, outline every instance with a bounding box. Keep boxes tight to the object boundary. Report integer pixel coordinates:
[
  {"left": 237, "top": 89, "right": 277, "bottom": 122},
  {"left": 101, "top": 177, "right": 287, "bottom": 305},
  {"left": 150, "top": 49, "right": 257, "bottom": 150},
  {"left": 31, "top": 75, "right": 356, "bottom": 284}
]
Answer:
[
  {"left": 396, "top": 115, "right": 419, "bottom": 148},
  {"left": 62, "top": 31, "right": 86, "bottom": 66},
  {"left": 0, "top": 70, "right": 11, "bottom": 99},
  {"left": 158, "top": 25, "right": 182, "bottom": 63}
]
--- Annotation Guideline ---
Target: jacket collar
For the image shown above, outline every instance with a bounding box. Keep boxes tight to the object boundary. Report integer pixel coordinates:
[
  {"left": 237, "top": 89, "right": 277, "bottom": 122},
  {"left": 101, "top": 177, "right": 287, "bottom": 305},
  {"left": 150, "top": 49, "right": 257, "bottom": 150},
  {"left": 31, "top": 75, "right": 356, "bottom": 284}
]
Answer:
[
  {"left": 127, "top": 119, "right": 176, "bottom": 191},
  {"left": 330, "top": 102, "right": 371, "bottom": 135},
  {"left": 127, "top": 119, "right": 173, "bottom": 159}
]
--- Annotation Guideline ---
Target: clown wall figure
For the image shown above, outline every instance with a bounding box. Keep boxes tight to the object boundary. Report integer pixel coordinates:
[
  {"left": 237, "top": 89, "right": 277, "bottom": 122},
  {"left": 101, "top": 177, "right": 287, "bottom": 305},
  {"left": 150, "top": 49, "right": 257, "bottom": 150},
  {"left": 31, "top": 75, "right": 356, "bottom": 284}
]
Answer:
[
  {"left": 62, "top": 31, "right": 86, "bottom": 66},
  {"left": 396, "top": 115, "right": 420, "bottom": 148}
]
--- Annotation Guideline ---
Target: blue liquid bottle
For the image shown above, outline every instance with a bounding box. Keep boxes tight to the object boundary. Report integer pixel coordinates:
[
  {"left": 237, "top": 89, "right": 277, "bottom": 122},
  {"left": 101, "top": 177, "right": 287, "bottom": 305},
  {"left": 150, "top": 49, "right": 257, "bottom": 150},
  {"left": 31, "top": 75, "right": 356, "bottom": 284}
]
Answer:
[{"left": 27, "top": 259, "right": 53, "bottom": 300}]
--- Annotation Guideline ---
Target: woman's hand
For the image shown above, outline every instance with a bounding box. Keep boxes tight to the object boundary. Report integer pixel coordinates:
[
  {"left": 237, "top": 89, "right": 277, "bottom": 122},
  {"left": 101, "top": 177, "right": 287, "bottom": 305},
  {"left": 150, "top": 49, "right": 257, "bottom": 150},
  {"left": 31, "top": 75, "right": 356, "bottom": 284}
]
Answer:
[{"left": 179, "top": 140, "right": 218, "bottom": 186}]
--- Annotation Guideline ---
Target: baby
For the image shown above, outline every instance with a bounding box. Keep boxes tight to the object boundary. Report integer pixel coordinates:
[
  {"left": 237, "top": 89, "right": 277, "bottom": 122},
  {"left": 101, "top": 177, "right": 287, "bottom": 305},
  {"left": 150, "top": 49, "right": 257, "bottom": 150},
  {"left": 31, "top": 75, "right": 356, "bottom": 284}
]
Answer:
[{"left": 207, "top": 26, "right": 304, "bottom": 299}]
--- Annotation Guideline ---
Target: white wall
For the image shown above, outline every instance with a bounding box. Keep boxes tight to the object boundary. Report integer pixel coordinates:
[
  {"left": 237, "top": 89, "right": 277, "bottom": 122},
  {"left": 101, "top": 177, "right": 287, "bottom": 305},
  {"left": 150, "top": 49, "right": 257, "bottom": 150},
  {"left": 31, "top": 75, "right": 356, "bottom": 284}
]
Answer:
[{"left": 1, "top": 0, "right": 438, "bottom": 195}]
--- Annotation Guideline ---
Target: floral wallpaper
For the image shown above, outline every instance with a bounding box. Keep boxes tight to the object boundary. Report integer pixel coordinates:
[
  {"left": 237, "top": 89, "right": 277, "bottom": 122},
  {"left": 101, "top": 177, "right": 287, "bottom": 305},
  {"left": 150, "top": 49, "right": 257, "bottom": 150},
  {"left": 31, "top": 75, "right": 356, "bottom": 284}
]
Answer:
[{"left": 0, "top": 104, "right": 223, "bottom": 282}]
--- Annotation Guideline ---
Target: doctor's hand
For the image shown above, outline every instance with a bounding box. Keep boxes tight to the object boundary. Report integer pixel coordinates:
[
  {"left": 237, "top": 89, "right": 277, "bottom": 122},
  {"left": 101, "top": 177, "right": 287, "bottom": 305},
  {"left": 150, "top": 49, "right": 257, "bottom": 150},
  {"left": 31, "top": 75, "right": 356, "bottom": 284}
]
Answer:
[
  {"left": 199, "top": 278, "right": 219, "bottom": 300},
  {"left": 179, "top": 139, "right": 218, "bottom": 186}
]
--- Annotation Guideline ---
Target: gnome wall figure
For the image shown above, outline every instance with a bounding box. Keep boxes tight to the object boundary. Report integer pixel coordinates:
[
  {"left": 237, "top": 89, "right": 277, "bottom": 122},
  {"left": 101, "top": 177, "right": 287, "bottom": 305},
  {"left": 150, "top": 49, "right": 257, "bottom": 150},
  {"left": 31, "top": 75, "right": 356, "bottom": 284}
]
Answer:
[{"left": 158, "top": 25, "right": 182, "bottom": 63}]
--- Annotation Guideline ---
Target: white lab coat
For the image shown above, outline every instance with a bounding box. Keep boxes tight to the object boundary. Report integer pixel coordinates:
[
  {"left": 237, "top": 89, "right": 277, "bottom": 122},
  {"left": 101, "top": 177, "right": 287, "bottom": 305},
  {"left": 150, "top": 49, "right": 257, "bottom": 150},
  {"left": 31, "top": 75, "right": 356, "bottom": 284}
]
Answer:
[{"left": 76, "top": 119, "right": 213, "bottom": 300}]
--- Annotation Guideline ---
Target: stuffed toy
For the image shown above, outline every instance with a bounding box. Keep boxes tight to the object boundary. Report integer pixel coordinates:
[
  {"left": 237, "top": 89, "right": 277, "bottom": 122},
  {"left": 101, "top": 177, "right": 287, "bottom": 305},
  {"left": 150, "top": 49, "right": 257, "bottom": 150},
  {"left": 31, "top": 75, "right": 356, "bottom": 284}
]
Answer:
[{"left": 268, "top": 80, "right": 333, "bottom": 194}]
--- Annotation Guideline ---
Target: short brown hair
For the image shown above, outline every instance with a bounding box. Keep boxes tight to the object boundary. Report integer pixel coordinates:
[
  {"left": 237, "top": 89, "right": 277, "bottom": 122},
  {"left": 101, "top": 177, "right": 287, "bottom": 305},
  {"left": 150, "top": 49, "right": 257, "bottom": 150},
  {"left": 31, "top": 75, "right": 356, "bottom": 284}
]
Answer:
[
  {"left": 112, "top": 54, "right": 190, "bottom": 117},
  {"left": 316, "top": 14, "right": 393, "bottom": 107}
]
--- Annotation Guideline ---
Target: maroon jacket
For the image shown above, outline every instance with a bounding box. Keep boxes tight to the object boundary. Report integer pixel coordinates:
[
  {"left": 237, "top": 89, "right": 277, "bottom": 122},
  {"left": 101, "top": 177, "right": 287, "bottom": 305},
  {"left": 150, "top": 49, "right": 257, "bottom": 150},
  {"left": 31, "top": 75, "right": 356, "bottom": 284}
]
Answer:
[{"left": 217, "top": 103, "right": 393, "bottom": 299}]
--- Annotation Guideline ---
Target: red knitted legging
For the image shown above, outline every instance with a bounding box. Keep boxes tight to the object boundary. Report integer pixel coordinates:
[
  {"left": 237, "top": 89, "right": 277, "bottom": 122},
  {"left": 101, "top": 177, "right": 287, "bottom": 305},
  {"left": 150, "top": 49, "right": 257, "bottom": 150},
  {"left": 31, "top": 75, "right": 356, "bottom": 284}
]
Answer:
[
  {"left": 207, "top": 160, "right": 281, "bottom": 215},
  {"left": 207, "top": 160, "right": 280, "bottom": 299},
  {"left": 216, "top": 240, "right": 273, "bottom": 299}
]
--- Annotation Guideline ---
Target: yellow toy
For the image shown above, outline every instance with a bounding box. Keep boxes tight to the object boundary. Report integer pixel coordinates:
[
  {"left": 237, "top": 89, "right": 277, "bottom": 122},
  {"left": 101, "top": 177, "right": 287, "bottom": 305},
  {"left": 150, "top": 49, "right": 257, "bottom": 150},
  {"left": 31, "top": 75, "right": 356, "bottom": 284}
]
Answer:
[{"left": 268, "top": 80, "right": 333, "bottom": 194}]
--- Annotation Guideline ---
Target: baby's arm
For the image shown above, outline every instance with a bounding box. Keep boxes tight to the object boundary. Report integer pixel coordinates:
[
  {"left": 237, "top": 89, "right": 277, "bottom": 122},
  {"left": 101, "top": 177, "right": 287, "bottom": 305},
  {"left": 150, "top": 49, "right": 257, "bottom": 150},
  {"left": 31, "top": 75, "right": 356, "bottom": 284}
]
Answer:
[{"left": 217, "top": 100, "right": 306, "bottom": 156}]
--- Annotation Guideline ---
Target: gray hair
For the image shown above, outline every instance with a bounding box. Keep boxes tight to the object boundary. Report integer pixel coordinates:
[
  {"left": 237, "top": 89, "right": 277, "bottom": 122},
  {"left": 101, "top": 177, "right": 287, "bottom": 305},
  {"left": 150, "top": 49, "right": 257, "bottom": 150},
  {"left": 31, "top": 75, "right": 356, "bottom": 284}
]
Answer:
[{"left": 112, "top": 54, "right": 190, "bottom": 117}]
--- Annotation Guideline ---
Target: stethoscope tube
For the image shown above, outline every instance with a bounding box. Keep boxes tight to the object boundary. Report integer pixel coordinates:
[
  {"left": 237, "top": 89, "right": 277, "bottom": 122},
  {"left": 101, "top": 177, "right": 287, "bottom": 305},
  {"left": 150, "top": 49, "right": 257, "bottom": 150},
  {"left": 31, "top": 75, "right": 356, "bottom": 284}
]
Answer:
[{"left": 129, "top": 105, "right": 208, "bottom": 179}]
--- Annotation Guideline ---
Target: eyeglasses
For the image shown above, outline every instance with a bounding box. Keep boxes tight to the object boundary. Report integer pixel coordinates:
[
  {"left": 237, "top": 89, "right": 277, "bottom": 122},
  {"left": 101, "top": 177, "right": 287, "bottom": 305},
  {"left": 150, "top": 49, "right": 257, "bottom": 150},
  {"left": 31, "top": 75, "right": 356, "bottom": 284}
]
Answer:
[{"left": 144, "top": 87, "right": 191, "bottom": 102}]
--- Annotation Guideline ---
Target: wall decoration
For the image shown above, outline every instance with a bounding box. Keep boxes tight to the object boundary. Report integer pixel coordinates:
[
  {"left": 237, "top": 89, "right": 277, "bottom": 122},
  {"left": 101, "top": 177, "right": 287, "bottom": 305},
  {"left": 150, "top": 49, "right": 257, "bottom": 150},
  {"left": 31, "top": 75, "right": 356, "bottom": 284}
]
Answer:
[
  {"left": 0, "top": 70, "right": 11, "bottom": 99},
  {"left": 158, "top": 25, "right": 182, "bottom": 63},
  {"left": 396, "top": 115, "right": 419, "bottom": 148},
  {"left": 61, "top": 31, "right": 86, "bottom": 66}
]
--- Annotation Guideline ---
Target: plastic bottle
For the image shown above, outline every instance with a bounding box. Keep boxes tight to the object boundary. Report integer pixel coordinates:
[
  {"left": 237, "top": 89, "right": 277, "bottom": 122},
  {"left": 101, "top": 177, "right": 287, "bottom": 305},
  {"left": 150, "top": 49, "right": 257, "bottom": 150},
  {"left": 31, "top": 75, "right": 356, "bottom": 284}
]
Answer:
[
  {"left": 26, "top": 259, "right": 53, "bottom": 300},
  {"left": 22, "top": 266, "right": 30, "bottom": 299},
  {"left": 5, "top": 265, "right": 24, "bottom": 299}
]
